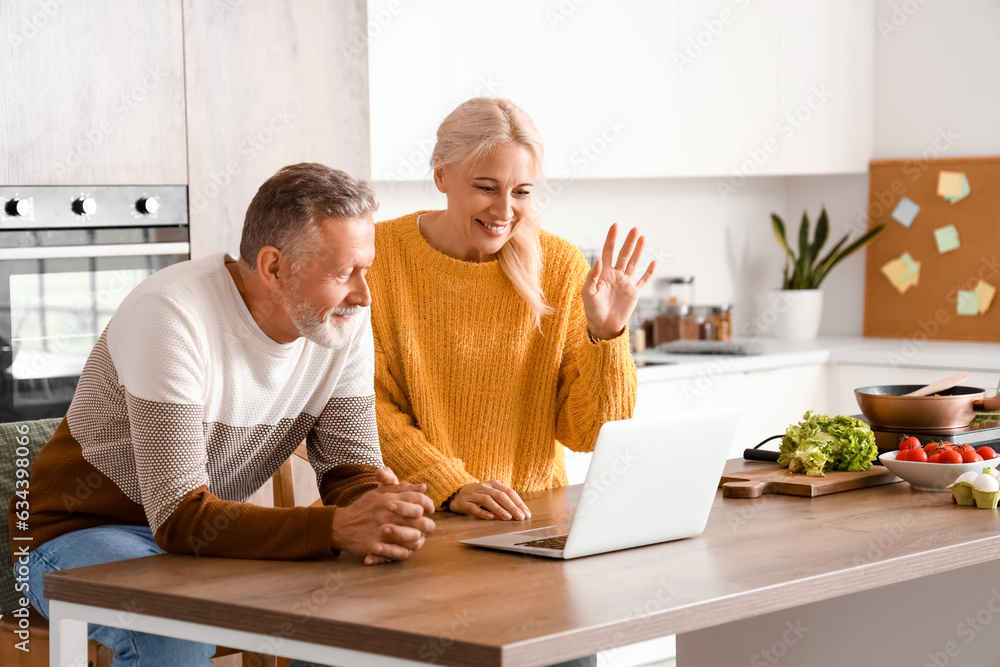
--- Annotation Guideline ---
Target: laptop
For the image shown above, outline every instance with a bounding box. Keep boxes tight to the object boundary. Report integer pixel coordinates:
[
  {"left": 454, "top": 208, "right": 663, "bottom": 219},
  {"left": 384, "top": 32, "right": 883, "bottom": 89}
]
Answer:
[{"left": 459, "top": 408, "right": 741, "bottom": 559}]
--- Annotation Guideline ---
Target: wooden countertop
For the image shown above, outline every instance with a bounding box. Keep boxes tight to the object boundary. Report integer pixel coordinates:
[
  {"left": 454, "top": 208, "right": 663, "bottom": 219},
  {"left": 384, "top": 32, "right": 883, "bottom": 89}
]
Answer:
[{"left": 44, "top": 465, "right": 1000, "bottom": 667}]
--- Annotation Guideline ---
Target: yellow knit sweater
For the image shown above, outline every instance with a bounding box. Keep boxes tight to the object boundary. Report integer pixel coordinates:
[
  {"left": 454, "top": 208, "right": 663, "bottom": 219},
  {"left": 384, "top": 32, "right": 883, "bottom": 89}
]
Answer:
[{"left": 368, "top": 212, "right": 638, "bottom": 507}]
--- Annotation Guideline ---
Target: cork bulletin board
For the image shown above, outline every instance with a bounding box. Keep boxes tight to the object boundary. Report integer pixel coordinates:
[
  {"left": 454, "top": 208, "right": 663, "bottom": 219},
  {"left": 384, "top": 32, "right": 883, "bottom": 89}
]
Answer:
[{"left": 863, "top": 156, "right": 1000, "bottom": 341}]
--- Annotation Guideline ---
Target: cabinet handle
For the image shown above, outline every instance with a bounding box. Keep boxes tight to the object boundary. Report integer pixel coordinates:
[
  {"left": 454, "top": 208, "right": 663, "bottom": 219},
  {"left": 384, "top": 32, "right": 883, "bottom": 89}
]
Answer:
[{"left": 0, "top": 242, "right": 190, "bottom": 261}]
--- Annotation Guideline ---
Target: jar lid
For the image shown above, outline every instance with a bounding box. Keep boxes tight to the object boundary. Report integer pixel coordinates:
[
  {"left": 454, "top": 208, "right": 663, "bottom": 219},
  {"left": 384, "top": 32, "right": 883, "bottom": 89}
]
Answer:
[
  {"left": 660, "top": 304, "right": 691, "bottom": 315},
  {"left": 711, "top": 304, "right": 733, "bottom": 313}
]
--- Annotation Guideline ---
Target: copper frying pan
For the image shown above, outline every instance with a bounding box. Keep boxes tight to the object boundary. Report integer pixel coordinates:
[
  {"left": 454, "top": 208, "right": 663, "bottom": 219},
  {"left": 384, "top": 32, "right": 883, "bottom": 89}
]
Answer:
[{"left": 855, "top": 384, "right": 1000, "bottom": 431}]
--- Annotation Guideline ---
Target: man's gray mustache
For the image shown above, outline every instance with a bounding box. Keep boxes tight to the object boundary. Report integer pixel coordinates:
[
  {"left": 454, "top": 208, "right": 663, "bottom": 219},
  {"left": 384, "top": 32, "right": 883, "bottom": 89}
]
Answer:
[{"left": 329, "top": 306, "right": 365, "bottom": 317}]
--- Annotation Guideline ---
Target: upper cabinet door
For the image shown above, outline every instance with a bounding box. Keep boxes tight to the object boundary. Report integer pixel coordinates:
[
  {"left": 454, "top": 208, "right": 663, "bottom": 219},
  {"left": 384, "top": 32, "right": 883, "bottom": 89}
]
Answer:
[
  {"left": 368, "top": 0, "right": 873, "bottom": 180},
  {"left": 0, "top": 0, "right": 187, "bottom": 185},
  {"left": 675, "top": 0, "right": 780, "bottom": 178},
  {"left": 369, "top": 0, "right": 573, "bottom": 181},
  {"left": 183, "top": 0, "right": 372, "bottom": 258},
  {"left": 446, "top": 0, "right": 573, "bottom": 179},
  {"left": 367, "top": 0, "right": 450, "bottom": 183},
  {"left": 566, "top": 2, "right": 682, "bottom": 180},
  {"left": 777, "top": 0, "right": 874, "bottom": 174}
]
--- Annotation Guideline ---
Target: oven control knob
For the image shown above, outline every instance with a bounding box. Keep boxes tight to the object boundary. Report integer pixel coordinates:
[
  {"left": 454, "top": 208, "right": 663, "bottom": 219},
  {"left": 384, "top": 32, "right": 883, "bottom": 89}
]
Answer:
[
  {"left": 72, "top": 196, "right": 97, "bottom": 216},
  {"left": 4, "top": 198, "right": 32, "bottom": 217},
  {"left": 135, "top": 196, "right": 160, "bottom": 215}
]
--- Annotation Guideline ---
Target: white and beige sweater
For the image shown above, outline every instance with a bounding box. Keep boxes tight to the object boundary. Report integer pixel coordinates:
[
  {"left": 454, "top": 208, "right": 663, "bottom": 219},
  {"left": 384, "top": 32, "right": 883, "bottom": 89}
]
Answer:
[{"left": 8, "top": 254, "right": 382, "bottom": 561}]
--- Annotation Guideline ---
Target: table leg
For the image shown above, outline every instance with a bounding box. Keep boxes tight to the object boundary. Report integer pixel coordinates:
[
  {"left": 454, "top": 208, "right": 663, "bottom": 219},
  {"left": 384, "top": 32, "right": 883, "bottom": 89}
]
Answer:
[{"left": 48, "top": 600, "right": 88, "bottom": 667}]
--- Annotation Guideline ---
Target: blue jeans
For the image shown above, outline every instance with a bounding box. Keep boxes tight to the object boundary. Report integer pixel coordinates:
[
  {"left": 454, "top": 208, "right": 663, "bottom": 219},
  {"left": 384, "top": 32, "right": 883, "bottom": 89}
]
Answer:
[{"left": 20, "top": 524, "right": 328, "bottom": 667}]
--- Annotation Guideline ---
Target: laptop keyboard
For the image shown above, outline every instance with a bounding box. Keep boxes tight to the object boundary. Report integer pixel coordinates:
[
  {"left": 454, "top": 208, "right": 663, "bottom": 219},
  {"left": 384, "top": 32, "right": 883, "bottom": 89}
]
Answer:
[{"left": 515, "top": 534, "right": 568, "bottom": 550}]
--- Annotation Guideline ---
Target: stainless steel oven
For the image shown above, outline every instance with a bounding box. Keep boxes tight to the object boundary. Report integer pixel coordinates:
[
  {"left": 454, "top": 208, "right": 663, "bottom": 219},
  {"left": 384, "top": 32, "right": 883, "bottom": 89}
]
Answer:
[{"left": 0, "top": 185, "right": 189, "bottom": 421}]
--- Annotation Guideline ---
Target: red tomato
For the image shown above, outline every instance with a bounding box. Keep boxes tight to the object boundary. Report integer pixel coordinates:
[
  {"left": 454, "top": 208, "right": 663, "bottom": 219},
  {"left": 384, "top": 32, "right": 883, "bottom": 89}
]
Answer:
[
  {"left": 899, "top": 436, "right": 921, "bottom": 451},
  {"left": 978, "top": 447, "right": 998, "bottom": 460},
  {"left": 925, "top": 442, "right": 942, "bottom": 454},
  {"left": 960, "top": 450, "right": 984, "bottom": 463},
  {"left": 908, "top": 449, "right": 928, "bottom": 462},
  {"left": 927, "top": 450, "right": 945, "bottom": 463},
  {"left": 938, "top": 449, "right": 964, "bottom": 464},
  {"left": 896, "top": 449, "right": 912, "bottom": 461}
]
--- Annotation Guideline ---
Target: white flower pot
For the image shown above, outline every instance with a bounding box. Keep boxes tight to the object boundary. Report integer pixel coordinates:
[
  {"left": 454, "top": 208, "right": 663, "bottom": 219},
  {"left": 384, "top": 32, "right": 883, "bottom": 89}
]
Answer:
[{"left": 769, "top": 289, "right": 824, "bottom": 341}]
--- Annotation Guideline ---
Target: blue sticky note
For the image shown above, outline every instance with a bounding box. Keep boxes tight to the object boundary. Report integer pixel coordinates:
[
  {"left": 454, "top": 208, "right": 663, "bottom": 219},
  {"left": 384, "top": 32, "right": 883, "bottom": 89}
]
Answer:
[{"left": 891, "top": 197, "right": 920, "bottom": 228}]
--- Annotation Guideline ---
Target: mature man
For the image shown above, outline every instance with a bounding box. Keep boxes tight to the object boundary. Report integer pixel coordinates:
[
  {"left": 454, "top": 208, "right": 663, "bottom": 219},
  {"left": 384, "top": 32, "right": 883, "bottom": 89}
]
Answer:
[{"left": 8, "top": 163, "right": 434, "bottom": 666}]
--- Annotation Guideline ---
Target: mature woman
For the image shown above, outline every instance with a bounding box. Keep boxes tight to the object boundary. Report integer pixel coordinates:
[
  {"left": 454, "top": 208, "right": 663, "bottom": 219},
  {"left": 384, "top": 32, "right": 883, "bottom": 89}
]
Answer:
[{"left": 368, "top": 97, "right": 654, "bottom": 522}]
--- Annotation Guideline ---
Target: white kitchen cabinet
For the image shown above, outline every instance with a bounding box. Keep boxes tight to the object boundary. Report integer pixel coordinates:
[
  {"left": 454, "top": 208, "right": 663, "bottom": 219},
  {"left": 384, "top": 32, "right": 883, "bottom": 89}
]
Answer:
[
  {"left": 776, "top": 0, "right": 874, "bottom": 174},
  {"left": 829, "top": 364, "right": 1000, "bottom": 416},
  {"left": 182, "top": 0, "right": 371, "bottom": 257},
  {"left": 675, "top": 0, "right": 781, "bottom": 178},
  {"left": 448, "top": 0, "right": 575, "bottom": 177},
  {"left": 368, "top": 0, "right": 873, "bottom": 180},
  {"left": 368, "top": 0, "right": 574, "bottom": 181},
  {"left": 0, "top": 0, "right": 187, "bottom": 185},
  {"left": 366, "top": 0, "right": 449, "bottom": 183},
  {"left": 635, "top": 364, "right": 828, "bottom": 458},
  {"left": 565, "top": 2, "right": 682, "bottom": 179}
]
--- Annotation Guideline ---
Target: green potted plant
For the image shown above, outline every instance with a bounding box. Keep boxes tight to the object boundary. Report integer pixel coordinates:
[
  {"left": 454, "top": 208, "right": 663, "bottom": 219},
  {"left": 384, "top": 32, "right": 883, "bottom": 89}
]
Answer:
[{"left": 769, "top": 207, "right": 883, "bottom": 340}]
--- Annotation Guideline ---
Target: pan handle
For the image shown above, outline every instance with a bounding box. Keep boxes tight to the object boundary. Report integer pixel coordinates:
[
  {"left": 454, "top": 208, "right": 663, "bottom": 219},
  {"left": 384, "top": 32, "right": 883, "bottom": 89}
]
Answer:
[
  {"left": 743, "top": 434, "right": 783, "bottom": 463},
  {"left": 974, "top": 393, "right": 1000, "bottom": 413}
]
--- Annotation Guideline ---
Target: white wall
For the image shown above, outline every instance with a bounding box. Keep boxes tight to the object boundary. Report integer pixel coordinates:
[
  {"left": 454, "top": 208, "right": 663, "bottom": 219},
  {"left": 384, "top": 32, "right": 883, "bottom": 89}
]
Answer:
[{"left": 372, "top": 0, "right": 1000, "bottom": 339}]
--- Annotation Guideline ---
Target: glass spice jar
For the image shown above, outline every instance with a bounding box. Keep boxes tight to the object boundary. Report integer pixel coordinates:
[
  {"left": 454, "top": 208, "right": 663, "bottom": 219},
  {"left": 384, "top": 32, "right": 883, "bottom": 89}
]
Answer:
[
  {"left": 693, "top": 306, "right": 715, "bottom": 340},
  {"left": 654, "top": 276, "right": 695, "bottom": 307},
  {"left": 628, "top": 309, "right": 646, "bottom": 354},
  {"left": 653, "top": 305, "right": 700, "bottom": 345},
  {"left": 711, "top": 304, "right": 733, "bottom": 341}
]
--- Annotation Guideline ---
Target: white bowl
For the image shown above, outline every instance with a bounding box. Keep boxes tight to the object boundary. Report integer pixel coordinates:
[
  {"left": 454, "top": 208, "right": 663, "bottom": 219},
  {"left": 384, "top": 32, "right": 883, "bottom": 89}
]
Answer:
[{"left": 879, "top": 451, "right": 1000, "bottom": 492}]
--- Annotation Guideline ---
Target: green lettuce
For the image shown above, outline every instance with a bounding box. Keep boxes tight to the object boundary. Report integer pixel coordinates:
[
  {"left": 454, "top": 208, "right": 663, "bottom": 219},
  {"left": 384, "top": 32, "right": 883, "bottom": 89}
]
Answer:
[{"left": 777, "top": 411, "right": 878, "bottom": 477}]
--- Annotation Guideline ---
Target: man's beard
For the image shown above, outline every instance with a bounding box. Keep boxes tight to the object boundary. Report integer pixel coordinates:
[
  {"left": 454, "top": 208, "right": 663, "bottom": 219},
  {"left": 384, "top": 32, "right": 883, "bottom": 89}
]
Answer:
[{"left": 285, "top": 295, "right": 363, "bottom": 349}]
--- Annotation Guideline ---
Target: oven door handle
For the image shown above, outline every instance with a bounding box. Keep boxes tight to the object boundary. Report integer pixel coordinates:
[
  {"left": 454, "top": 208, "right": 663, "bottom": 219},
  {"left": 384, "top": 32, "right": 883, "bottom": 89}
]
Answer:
[{"left": 0, "top": 242, "right": 190, "bottom": 261}]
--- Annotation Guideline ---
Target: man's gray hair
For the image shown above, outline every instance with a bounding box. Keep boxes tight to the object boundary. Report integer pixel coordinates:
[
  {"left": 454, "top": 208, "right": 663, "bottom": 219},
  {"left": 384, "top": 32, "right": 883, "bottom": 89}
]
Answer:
[{"left": 239, "top": 163, "right": 379, "bottom": 270}]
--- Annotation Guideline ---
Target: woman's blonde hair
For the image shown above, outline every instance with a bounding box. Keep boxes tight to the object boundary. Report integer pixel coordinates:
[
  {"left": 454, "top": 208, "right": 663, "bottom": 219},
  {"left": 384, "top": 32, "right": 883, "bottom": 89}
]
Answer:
[{"left": 431, "top": 97, "right": 553, "bottom": 325}]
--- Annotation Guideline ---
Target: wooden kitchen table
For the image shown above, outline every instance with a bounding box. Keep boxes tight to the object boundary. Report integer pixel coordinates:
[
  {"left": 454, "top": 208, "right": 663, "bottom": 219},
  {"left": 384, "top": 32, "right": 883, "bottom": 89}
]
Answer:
[{"left": 43, "top": 460, "right": 1000, "bottom": 667}]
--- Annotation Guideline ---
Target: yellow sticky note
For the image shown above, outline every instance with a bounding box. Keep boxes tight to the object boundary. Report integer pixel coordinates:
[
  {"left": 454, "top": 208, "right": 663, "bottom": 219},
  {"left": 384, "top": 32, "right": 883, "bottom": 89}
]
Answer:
[
  {"left": 975, "top": 279, "right": 997, "bottom": 315},
  {"left": 934, "top": 225, "right": 961, "bottom": 254},
  {"left": 942, "top": 173, "right": 971, "bottom": 204},
  {"left": 938, "top": 171, "right": 964, "bottom": 198},
  {"left": 957, "top": 291, "right": 979, "bottom": 316},
  {"left": 881, "top": 253, "right": 921, "bottom": 294}
]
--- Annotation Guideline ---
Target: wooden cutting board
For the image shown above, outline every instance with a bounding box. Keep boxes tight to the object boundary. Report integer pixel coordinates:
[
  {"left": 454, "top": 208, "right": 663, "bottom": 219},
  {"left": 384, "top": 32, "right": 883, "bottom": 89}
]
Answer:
[{"left": 719, "top": 460, "right": 902, "bottom": 499}]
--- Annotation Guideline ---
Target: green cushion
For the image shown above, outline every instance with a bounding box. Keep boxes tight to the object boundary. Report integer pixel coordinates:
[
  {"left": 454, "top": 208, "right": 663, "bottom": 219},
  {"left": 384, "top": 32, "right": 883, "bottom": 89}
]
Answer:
[{"left": 0, "top": 418, "right": 61, "bottom": 613}]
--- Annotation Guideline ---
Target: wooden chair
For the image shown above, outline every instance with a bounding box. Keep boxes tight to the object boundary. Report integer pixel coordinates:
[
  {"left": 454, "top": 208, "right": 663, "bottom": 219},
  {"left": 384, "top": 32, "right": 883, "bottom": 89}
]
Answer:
[{"left": 0, "top": 444, "right": 313, "bottom": 667}]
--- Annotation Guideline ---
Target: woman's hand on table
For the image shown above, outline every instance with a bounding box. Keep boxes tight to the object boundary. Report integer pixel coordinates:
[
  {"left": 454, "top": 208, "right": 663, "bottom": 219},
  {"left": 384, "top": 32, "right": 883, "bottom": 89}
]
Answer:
[
  {"left": 448, "top": 480, "right": 532, "bottom": 521},
  {"left": 332, "top": 466, "right": 436, "bottom": 566},
  {"left": 582, "top": 223, "right": 655, "bottom": 341}
]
